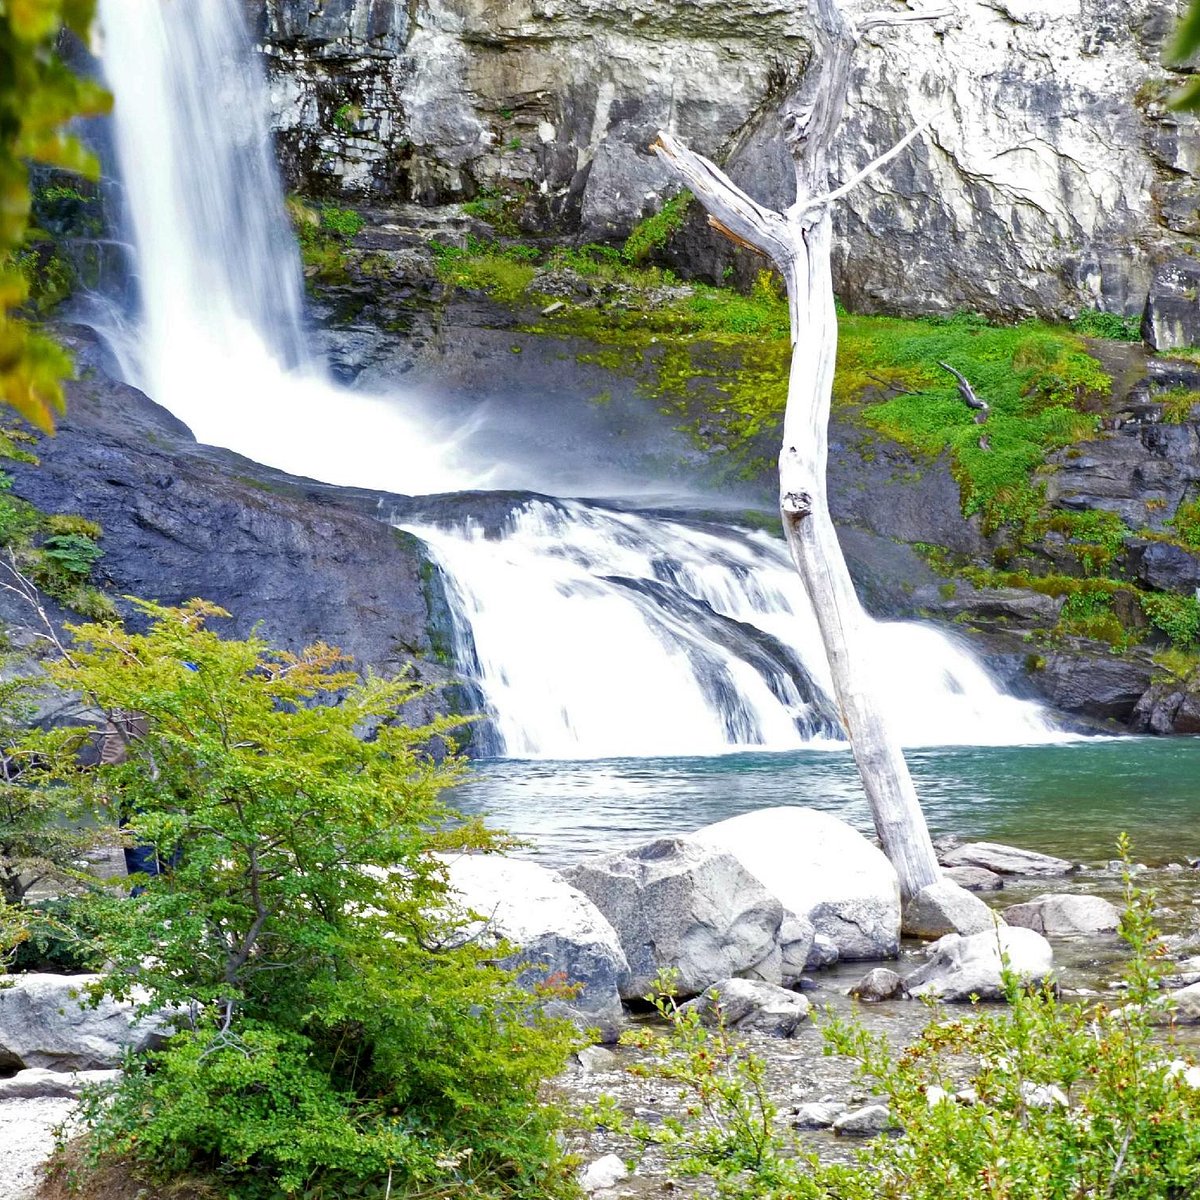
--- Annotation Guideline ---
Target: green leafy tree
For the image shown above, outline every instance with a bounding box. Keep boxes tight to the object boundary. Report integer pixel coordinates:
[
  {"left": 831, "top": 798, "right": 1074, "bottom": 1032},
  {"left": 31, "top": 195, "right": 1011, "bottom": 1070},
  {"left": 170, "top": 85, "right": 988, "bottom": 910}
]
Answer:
[
  {"left": 51, "top": 600, "right": 577, "bottom": 1199},
  {"left": 0, "top": 0, "right": 109, "bottom": 431}
]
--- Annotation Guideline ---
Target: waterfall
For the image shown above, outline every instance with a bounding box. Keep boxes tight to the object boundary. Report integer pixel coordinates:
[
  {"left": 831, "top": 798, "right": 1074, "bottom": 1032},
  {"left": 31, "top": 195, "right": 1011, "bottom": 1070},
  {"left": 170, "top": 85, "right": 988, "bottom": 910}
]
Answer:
[
  {"left": 93, "top": 0, "right": 1065, "bottom": 761},
  {"left": 94, "top": 0, "right": 474, "bottom": 494},
  {"left": 405, "top": 499, "right": 1058, "bottom": 759}
]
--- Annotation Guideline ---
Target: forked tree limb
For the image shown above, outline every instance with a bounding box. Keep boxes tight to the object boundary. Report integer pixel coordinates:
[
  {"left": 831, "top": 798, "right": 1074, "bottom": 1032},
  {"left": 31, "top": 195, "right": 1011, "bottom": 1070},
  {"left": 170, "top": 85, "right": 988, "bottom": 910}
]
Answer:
[{"left": 653, "top": 0, "right": 953, "bottom": 901}]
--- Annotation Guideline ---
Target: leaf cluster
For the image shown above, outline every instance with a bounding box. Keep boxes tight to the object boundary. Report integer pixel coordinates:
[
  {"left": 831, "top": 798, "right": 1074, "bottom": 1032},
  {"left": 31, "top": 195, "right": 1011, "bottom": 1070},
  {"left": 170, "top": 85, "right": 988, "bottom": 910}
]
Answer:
[
  {"left": 50, "top": 600, "right": 578, "bottom": 1199},
  {"left": 0, "top": 0, "right": 110, "bottom": 431}
]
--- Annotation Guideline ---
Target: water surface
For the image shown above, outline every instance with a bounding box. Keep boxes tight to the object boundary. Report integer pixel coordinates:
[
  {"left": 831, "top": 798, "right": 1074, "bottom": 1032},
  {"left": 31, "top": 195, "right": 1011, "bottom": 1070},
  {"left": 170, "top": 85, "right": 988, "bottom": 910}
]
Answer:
[{"left": 454, "top": 738, "right": 1200, "bottom": 867}]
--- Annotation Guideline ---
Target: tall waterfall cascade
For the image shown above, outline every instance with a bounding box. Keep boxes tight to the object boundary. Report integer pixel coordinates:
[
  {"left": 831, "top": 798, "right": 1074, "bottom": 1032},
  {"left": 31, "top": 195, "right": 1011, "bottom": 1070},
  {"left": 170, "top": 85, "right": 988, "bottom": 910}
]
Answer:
[
  {"left": 95, "top": 0, "right": 473, "bottom": 495},
  {"left": 93, "top": 0, "right": 1063, "bottom": 760}
]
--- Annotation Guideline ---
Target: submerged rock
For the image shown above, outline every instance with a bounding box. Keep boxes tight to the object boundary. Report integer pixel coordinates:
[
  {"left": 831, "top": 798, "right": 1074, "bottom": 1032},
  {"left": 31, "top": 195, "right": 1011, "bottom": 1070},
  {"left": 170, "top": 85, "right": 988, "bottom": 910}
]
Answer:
[
  {"left": 691, "top": 807, "right": 901, "bottom": 961},
  {"left": 578, "top": 1154, "right": 628, "bottom": 1193},
  {"left": 849, "top": 968, "right": 909, "bottom": 1003},
  {"left": 939, "top": 842, "right": 1075, "bottom": 878},
  {"left": 906, "top": 926, "right": 1054, "bottom": 1002},
  {"left": 440, "top": 853, "right": 629, "bottom": 1038},
  {"left": 1003, "top": 893, "right": 1120, "bottom": 936},
  {"left": 681, "top": 978, "right": 811, "bottom": 1039},
  {"left": 832, "top": 1104, "right": 897, "bottom": 1137},
  {"left": 793, "top": 1100, "right": 847, "bottom": 1129},
  {"left": 564, "top": 837, "right": 783, "bottom": 999}
]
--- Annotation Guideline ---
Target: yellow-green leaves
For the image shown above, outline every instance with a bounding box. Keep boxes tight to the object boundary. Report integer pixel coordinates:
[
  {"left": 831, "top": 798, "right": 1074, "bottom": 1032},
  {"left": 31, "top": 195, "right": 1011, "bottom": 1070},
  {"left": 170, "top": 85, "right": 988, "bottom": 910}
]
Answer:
[{"left": 0, "top": 0, "right": 110, "bottom": 431}]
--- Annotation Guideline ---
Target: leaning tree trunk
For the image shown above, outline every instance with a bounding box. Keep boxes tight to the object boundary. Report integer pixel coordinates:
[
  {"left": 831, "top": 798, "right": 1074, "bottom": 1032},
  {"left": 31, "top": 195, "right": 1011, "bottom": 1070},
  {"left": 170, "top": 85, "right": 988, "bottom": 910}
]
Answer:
[{"left": 655, "top": 0, "right": 948, "bottom": 899}]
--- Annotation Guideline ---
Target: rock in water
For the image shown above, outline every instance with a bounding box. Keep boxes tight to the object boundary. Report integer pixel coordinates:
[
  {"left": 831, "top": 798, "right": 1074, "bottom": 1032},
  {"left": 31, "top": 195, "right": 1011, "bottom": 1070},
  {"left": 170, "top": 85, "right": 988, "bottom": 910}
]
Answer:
[
  {"left": 0, "top": 974, "right": 169, "bottom": 1072},
  {"left": 1003, "top": 893, "right": 1120, "bottom": 936},
  {"left": 849, "top": 967, "right": 909, "bottom": 1003},
  {"left": 902, "top": 878, "right": 1003, "bottom": 939},
  {"left": 940, "top": 841, "right": 1075, "bottom": 877},
  {"left": 906, "top": 926, "right": 1054, "bottom": 1002},
  {"left": 440, "top": 853, "right": 629, "bottom": 1038},
  {"left": 564, "top": 837, "right": 783, "bottom": 999},
  {"left": 944, "top": 864, "right": 1004, "bottom": 892},
  {"left": 681, "top": 978, "right": 811, "bottom": 1038},
  {"left": 690, "top": 807, "right": 901, "bottom": 961},
  {"left": 793, "top": 1100, "right": 847, "bottom": 1128}
]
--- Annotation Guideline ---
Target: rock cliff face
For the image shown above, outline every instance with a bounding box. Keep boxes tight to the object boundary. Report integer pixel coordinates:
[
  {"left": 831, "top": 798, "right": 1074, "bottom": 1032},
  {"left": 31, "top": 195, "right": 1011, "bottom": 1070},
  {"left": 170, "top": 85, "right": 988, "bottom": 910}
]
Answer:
[{"left": 251, "top": 0, "right": 1200, "bottom": 341}]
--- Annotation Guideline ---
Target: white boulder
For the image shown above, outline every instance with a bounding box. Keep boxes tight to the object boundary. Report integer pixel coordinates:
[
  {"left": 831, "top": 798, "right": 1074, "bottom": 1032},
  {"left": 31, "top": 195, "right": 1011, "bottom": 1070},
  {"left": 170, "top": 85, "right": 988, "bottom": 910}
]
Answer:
[
  {"left": 906, "top": 926, "right": 1054, "bottom": 1002},
  {"left": 0, "top": 974, "right": 168, "bottom": 1072},
  {"left": 1003, "top": 893, "right": 1120, "bottom": 936},
  {"left": 691, "top": 807, "right": 900, "bottom": 960},
  {"left": 578, "top": 1154, "right": 628, "bottom": 1192},
  {"left": 681, "top": 978, "right": 811, "bottom": 1039},
  {"left": 564, "top": 836, "right": 783, "bottom": 999},
  {"left": 440, "top": 853, "right": 629, "bottom": 1037}
]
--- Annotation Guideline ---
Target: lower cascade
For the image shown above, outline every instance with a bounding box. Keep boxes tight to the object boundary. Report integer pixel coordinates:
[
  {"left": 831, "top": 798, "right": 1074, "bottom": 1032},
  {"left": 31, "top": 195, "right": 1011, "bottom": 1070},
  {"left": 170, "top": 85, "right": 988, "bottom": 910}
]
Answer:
[{"left": 406, "top": 499, "right": 1058, "bottom": 759}]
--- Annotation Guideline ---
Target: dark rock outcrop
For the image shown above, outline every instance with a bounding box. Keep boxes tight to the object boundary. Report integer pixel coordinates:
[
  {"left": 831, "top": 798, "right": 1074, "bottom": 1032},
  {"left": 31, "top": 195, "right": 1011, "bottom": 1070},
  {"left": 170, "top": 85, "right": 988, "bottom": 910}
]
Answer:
[{"left": 4, "top": 327, "right": 456, "bottom": 717}]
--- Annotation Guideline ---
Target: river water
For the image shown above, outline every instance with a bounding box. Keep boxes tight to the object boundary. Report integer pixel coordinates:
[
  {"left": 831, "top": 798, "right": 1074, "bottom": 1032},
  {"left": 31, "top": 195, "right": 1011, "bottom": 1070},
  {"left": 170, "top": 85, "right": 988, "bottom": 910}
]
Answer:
[{"left": 455, "top": 738, "right": 1200, "bottom": 867}]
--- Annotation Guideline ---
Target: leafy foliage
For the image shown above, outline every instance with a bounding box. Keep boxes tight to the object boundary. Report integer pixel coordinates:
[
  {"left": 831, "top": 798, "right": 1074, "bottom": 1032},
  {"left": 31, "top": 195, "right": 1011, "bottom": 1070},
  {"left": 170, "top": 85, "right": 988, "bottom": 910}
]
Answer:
[
  {"left": 58, "top": 601, "right": 577, "bottom": 1199},
  {"left": 1070, "top": 308, "right": 1141, "bottom": 342},
  {"left": 623, "top": 191, "right": 693, "bottom": 264},
  {"left": 1140, "top": 591, "right": 1200, "bottom": 649},
  {"left": 1168, "top": 0, "right": 1200, "bottom": 110},
  {"left": 0, "top": 0, "right": 110, "bottom": 431},
  {"left": 598, "top": 843, "right": 1200, "bottom": 1200}
]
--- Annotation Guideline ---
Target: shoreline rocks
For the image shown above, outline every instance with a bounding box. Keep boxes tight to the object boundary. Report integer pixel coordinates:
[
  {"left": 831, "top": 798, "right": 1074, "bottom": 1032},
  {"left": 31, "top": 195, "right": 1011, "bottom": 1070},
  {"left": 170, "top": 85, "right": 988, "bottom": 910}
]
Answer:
[
  {"left": 939, "top": 842, "right": 1076, "bottom": 878},
  {"left": 1003, "top": 893, "right": 1120, "bottom": 936},
  {"left": 906, "top": 926, "right": 1055, "bottom": 1002}
]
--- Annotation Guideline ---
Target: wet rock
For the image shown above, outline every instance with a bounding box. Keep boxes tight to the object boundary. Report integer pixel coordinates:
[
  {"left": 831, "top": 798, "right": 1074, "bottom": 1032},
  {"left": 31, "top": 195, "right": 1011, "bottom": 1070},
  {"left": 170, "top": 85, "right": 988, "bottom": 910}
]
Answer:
[
  {"left": 1161, "top": 980, "right": 1200, "bottom": 1023},
  {"left": 691, "top": 807, "right": 901, "bottom": 961},
  {"left": 681, "top": 978, "right": 811, "bottom": 1039},
  {"left": 1146, "top": 256, "right": 1200, "bottom": 351},
  {"left": 1003, "top": 893, "right": 1120, "bottom": 936},
  {"left": 906, "top": 926, "right": 1054, "bottom": 1002},
  {"left": 832, "top": 1104, "right": 896, "bottom": 1137},
  {"left": 1131, "top": 685, "right": 1200, "bottom": 736},
  {"left": 805, "top": 934, "right": 840, "bottom": 969},
  {"left": 1123, "top": 538, "right": 1200, "bottom": 594},
  {"left": 940, "top": 841, "right": 1075, "bottom": 878},
  {"left": 441, "top": 854, "right": 629, "bottom": 1038},
  {"left": 944, "top": 864, "right": 1004, "bottom": 892},
  {"left": 0, "top": 974, "right": 169, "bottom": 1072},
  {"left": 1034, "top": 652, "right": 1156, "bottom": 724},
  {"left": 793, "top": 1099, "right": 847, "bottom": 1128},
  {"left": 578, "top": 1154, "right": 628, "bottom": 1192},
  {"left": 849, "top": 967, "right": 909, "bottom": 1003},
  {"left": 564, "top": 837, "right": 783, "bottom": 999},
  {"left": 0, "top": 1067, "right": 120, "bottom": 1099},
  {"left": 902, "top": 879, "right": 1003, "bottom": 939}
]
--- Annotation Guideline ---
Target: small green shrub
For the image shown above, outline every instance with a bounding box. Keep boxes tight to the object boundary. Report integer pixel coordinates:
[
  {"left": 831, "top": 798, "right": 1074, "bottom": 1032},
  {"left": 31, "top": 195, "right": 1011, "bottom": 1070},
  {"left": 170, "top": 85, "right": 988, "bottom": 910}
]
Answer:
[
  {"left": 1141, "top": 590, "right": 1200, "bottom": 648},
  {"left": 1071, "top": 307, "right": 1142, "bottom": 341},
  {"left": 319, "top": 205, "right": 364, "bottom": 239},
  {"left": 1158, "top": 386, "right": 1200, "bottom": 423},
  {"left": 623, "top": 191, "right": 692, "bottom": 263},
  {"left": 1169, "top": 498, "right": 1200, "bottom": 550}
]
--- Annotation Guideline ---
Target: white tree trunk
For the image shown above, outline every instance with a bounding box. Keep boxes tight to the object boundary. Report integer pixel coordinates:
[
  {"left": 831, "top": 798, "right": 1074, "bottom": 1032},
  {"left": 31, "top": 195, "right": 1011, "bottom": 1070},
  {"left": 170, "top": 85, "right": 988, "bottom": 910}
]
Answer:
[{"left": 654, "top": 0, "right": 946, "bottom": 899}]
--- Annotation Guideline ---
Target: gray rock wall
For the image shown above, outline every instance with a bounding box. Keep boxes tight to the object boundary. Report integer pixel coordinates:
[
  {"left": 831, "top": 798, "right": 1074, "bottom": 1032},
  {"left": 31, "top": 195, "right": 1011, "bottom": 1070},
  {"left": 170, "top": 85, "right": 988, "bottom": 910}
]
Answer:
[{"left": 250, "top": 0, "right": 1200, "bottom": 336}]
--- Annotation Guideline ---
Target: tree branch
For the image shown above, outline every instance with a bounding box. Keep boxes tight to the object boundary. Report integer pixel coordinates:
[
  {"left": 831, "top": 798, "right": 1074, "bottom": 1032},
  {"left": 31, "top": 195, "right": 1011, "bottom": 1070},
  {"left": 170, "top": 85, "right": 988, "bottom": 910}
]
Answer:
[
  {"left": 814, "top": 114, "right": 943, "bottom": 207},
  {"left": 651, "top": 132, "right": 792, "bottom": 267}
]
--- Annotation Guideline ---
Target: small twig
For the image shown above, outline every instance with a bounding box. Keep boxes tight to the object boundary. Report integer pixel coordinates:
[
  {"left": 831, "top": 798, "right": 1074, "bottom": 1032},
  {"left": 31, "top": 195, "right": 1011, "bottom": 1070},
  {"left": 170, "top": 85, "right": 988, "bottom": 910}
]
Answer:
[
  {"left": 1105, "top": 1128, "right": 1133, "bottom": 1198},
  {"left": 866, "top": 371, "right": 918, "bottom": 396}
]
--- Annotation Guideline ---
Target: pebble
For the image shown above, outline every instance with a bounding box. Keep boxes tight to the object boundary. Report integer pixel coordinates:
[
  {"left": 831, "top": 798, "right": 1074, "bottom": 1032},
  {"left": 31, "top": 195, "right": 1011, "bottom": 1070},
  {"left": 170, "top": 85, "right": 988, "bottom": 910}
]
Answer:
[{"left": 832, "top": 1104, "right": 896, "bottom": 1137}]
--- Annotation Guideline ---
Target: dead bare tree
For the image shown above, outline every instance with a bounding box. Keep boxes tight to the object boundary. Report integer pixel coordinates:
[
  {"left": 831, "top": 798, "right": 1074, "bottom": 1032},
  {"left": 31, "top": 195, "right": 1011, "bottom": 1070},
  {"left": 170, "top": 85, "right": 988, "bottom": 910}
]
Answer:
[{"left": 654, "top": 0, "right": 952, "bottom": 900}]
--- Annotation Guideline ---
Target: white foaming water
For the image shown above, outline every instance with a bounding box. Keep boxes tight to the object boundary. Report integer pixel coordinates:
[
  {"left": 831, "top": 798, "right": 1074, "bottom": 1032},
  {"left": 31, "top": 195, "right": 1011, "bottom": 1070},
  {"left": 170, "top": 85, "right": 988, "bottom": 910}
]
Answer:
[
  {"left": 95, "top": 0, "right": 1066, "bottom": 760},
  {"left": 406, "top": 501, "right": 1059, "bottom": 759},
  {"left": 95, "top": 0, "right": 474, "bottom": 494}
]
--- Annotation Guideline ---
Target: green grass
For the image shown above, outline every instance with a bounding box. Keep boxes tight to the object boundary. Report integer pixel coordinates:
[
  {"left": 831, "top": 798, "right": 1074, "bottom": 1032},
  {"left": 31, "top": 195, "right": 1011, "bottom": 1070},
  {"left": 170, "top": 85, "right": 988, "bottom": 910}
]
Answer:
[
  {"left": 1070, "top": 307, "right": 1142, "bottom": 341},
  {"left": 623, "top": 190, "right": 692, "bottom": 263}
]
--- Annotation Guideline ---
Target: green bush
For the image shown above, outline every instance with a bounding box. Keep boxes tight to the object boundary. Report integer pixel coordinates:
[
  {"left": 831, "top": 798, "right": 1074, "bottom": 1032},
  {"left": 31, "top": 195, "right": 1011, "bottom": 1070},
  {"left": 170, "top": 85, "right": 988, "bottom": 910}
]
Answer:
[
  {"left": 1071, "top": 308, "right": 1142, "bottom": 342},
  {"left": 61, "top": 600, "right": 577, "bottom": 1200},
  {"left": 597, "top": 844, "right": 1200, "bottom": 1200},
  {"left": 1141, "top": 591, "right": 1200, "bottom": 648},
  {"left": 623, "top": 191, "right": 692, "bottom": 263}
]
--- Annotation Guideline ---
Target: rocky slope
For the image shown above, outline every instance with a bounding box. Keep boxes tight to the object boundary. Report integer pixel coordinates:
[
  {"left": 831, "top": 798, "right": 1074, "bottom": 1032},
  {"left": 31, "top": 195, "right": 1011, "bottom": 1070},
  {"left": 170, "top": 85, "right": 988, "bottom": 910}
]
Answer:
[{"left": 251, "top": 0, "right": 1200, "bottom": 343}]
